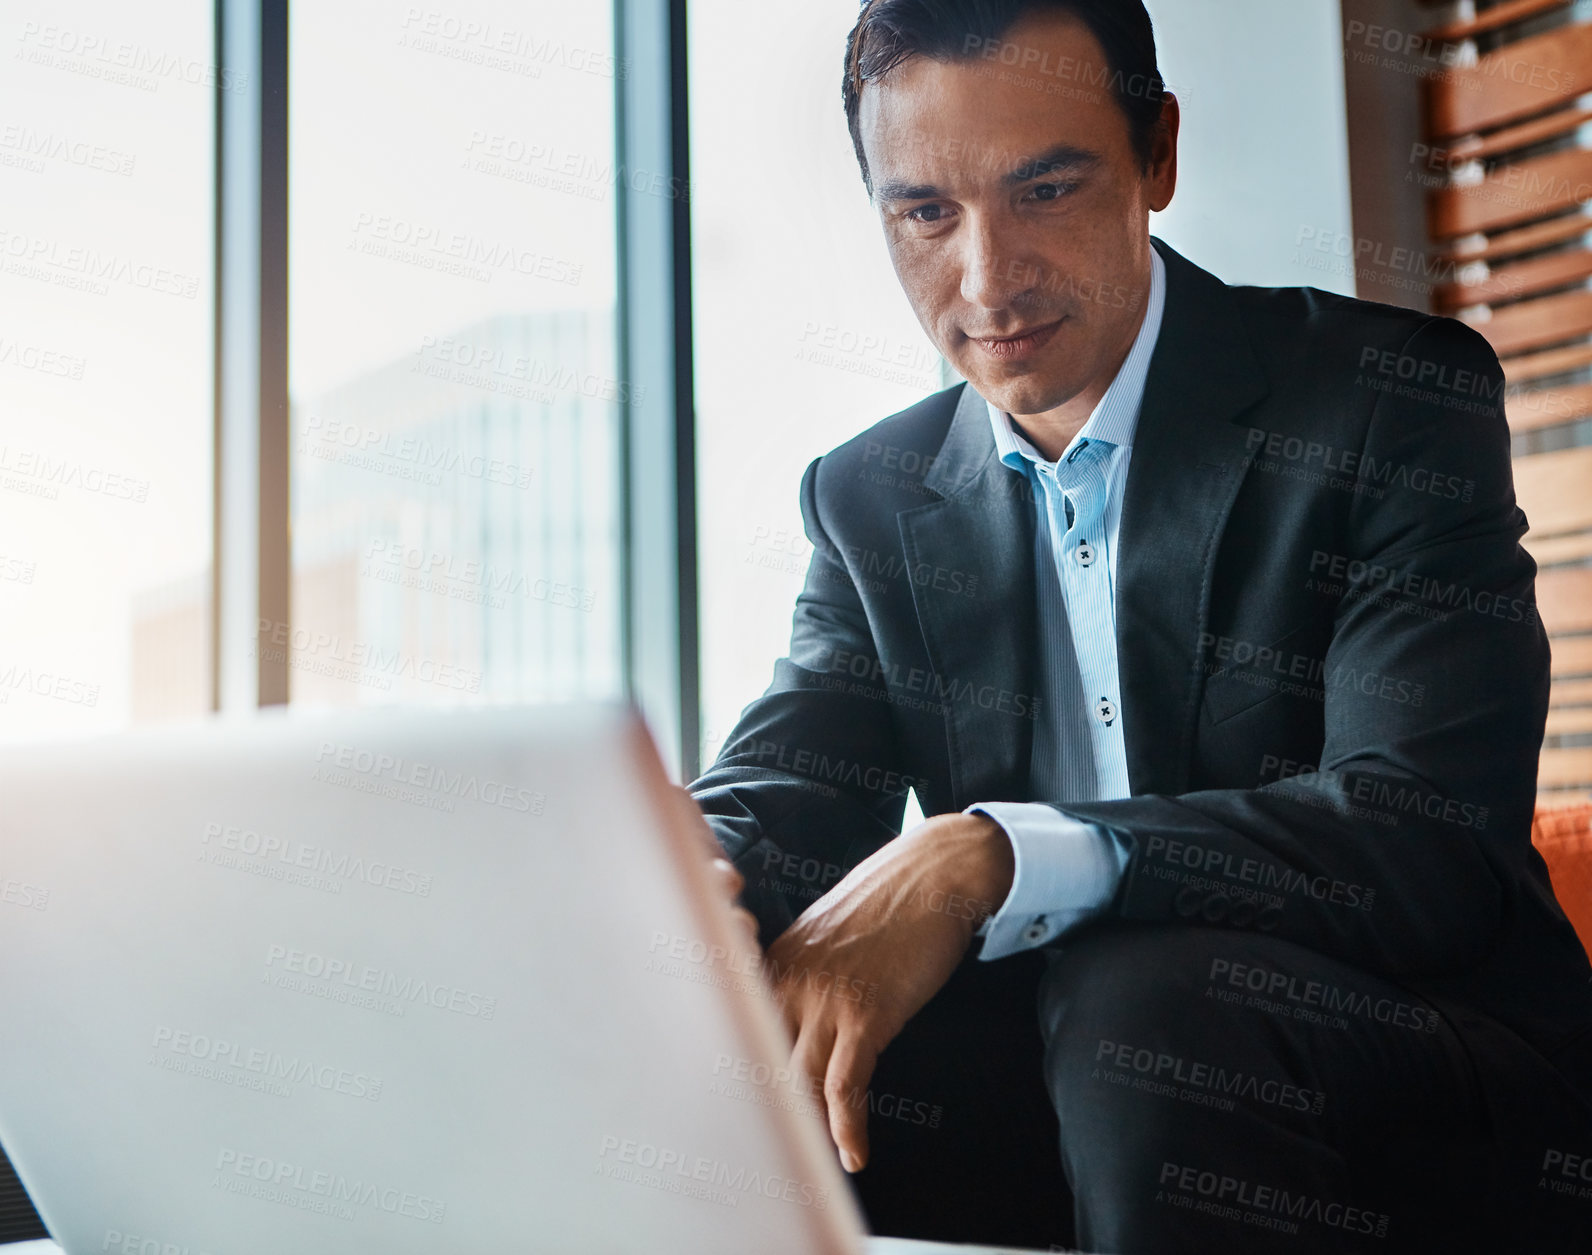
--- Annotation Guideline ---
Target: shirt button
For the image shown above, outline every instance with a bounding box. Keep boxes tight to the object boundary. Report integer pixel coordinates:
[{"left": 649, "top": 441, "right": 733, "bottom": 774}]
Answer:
[
  {"left": 1095, "top": 697, "right": 1116, "bottom": 725},
  {"left": 1077, "top": 541, "right": 1096, "bottom": 566},
  {"left": 1022, "top": 919, "right": 1050, "bottom": 945},
  {"left": 1200, "top": 892, "right": 1231, "bottom": 923}
]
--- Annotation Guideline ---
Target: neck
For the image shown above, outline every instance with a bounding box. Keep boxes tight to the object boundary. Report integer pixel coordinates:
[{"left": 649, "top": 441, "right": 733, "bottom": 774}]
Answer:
[{"left": 1011, "top": 411, "right": 1090, "bottom": 463}]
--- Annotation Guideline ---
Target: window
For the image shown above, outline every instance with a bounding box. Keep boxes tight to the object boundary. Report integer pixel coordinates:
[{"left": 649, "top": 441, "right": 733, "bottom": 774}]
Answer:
[
  {"left": 0, "top": 1, "right": 214, "bottom": 739},
  {"left": 286, "top": 0, "right": 624, "bottom": 708},
  {"left": 688, "top": 0, "right": 947, "bottom": 771}
]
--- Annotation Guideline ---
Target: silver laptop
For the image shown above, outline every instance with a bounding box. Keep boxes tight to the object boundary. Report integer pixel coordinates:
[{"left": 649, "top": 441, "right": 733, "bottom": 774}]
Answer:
[{"left": 0, "top": 704, "right": 1057, "bottom": 1255}]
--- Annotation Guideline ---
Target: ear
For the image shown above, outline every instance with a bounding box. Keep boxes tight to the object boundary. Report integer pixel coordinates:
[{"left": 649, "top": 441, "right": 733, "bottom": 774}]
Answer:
[{"left": 1146, "top": 93, "right": 1180, "bottom": 214}]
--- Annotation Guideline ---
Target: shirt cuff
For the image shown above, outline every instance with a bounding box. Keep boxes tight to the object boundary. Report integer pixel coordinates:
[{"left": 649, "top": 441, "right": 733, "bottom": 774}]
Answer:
[{"left": 966, "top": 801, "right": 1131, "bottom": 960}]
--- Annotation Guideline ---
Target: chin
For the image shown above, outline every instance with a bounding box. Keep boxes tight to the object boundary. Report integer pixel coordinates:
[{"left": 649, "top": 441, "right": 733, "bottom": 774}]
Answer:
[
  {"left": 970, "top": 374, "right": 1073, "bottom": 418},
  {"left": 949, "top": 346, "right": 1057, "bottom": 403}
]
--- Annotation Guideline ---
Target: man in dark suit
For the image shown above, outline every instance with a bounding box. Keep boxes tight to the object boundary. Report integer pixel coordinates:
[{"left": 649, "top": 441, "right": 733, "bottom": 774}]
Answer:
[{"left": 689, "top": 2, "right": 1592, "bottom": 1251}]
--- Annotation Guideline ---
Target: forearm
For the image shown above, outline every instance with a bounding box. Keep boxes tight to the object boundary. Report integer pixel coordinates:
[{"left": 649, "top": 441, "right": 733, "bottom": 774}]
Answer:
[
  {"left": 689, "top": 681, "right": 914, "bottom": 944},
  {"left": 1050, "top": 765, "right": 1524, "bottom": 980}
]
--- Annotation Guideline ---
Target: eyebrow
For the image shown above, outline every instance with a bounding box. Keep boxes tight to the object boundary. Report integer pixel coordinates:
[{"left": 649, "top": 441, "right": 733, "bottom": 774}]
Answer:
[
  {"left": 875, "top": 178, "right": 945, "bottom": 203},
  {"left": 1003, "top": 144, "right": 1102, "bottom": 185},
  {"left": 874, "top": 143, "right": 1104, "bottom": 203}
]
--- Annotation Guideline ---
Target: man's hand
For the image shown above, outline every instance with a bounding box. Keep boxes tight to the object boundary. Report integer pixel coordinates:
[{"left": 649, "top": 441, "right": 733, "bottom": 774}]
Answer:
[
  {"left": 764, "top": 812, "right": 1014, "bottom": 1173},
  {"left": 667, "top": 785, "right": 760, "bottom": 953}
]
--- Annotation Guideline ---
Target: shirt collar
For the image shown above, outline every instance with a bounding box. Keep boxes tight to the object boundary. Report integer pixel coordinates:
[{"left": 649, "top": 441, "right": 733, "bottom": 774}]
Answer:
[{"left": 985, "top": 245, "right": 1166, "bottom": 469}]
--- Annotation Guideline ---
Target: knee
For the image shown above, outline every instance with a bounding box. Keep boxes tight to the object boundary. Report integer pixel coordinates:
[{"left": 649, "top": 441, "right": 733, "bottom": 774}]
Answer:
[
  {"left": 1039, "top": 925, "right": 1217, "bottom": 1057},
  {"left": 1035, "top": 924, "right": 1328, "bottom": 1126}
]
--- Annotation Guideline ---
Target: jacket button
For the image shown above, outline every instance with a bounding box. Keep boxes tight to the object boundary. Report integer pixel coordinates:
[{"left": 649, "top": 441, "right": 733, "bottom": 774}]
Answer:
[
  {"left": 1200, "top": 892, "right": 1230, "bottom": 923},
  {"left": 1174, "top": 886, "right": 1203, "bottom": 918},
  {"left": 1022, "top": 919, "right": 1051, "bottom": 945},
  {"left": 1257, "top": 905, "right": 1283, "bottom": 932},
  {"left": 1228, "top": 900, "right": 1258, "bottom": 928}
]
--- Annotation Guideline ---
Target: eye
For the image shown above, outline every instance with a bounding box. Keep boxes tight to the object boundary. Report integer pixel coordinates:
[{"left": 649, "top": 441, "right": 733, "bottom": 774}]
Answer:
[
  {"left": 904, "top": 203, "right": 947, "bottom": 224},
  {"left": 1028, "top": 182, "right": 1078, "bottom": 202}
]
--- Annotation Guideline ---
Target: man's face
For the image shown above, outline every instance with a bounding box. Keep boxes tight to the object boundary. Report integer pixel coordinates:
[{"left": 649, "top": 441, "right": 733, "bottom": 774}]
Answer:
[{"left": 858, "top": 12, "right": 1177, "bottom": 422}]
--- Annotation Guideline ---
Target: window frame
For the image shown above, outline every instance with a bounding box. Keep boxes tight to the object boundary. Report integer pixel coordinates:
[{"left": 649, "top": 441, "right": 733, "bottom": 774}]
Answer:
[{"left": 211, "top": 0, "right": 701, "bottom": 778}]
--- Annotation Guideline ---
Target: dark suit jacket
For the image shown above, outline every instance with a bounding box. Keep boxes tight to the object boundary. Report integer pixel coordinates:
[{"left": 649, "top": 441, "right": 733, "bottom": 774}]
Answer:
[{"left": 689, "top": 237, "right": 1592, "bottom": 1078}]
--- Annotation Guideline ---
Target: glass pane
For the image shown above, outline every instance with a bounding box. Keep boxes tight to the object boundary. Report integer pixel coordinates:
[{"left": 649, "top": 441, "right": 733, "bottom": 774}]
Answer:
[
  {"left": 288, "top": 1, "right": 622, "bottom": 708},
  {"left": 689, "top": 2, "right": 946, "bottom": 773},
  {"left": 0, "top": 1, "right": 215, "bottom": 741}
]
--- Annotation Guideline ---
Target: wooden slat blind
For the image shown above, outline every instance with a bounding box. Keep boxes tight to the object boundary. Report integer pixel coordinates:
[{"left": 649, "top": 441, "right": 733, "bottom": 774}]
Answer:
[
  {"left": 1507, "top": 382, "right": 1592, "bottom": 432},
  {"left": 1425, "top": 0, "right": 1570, "bottom": 44},
  {"left": 1463, "top": 287, "right": 1592, "bottom": 357},
  {"left": 1516, "top": 447, "right": 1592, "bottom": 539},
  {"left": 1503, "top": 341, "right": 1592, "bottom": 384},
  {"left": 1430, "top": 146, "right": 1592, "bottom": 238},
  {"left": 1425, "top": 22, "right": 1592, "bottom": 138},
  {"left": 1418, "top": 1, "right": 1592, "bottom": 794},
  {"left": 1434, "top": 247, "right": 1592, "bottom": 311},
  {"left": 1445, "top": 210, "right": 1592, "bottom": 265}
]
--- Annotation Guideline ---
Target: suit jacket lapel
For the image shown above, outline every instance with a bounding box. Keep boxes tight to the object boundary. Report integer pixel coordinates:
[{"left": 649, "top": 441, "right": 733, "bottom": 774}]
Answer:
[
  {"left": 898, "top": 383, "right": 1039, "bottom": 810},
  {"left": 1116, "top": 239, "right": 1270, "bottom": 796}
]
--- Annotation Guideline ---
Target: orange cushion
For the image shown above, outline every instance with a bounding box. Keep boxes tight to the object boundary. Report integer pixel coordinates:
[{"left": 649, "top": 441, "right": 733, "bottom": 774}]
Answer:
[{"left": 1533, "top": 802, "right": 1592, "bottom": 958}]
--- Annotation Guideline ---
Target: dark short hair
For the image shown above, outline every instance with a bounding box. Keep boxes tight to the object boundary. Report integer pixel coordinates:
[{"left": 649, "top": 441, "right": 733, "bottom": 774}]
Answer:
[{"left": 842, "top": 0, "right": 1167, "bottom": 193}]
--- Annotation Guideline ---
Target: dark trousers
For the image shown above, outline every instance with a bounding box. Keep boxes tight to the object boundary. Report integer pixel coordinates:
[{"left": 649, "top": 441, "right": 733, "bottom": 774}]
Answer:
[
  {"left": 850, "top": 923, "right": 1592, "bottom": 1254},
  {"left": 847, "top": 945, "right": 1078, "bottom": 1249},
  {"left": 0, "top": 1143, "right": 47, "bottom": 1244}
]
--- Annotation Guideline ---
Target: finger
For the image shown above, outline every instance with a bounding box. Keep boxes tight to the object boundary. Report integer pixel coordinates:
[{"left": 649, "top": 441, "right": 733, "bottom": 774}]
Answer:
[
  {"left": 669, "top": 786, "right": 722, "bottom": 859},
  {"left": 771, "top": 965, "right": 803, "bottom": 1045},
  {"left": 788, "top": 1019, "right": 838, "bottom": 1140},
  {"left": 731, "top": 906, "right": 761, "bottom": 948},
  {"left": 825, "top": 1032, "right": 879, "bottom": 1173},
  {"left": 765, "top": 937, "right": 802, "bottom": 1040},
  {"left": 710, "top": 856, "right": 745, "bottom": 899}
]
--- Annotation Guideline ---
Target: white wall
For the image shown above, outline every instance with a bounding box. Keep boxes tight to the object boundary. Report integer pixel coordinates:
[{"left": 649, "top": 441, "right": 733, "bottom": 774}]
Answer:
[{"left": 1148, "top": 0, "right": 1357, "bottom": 295}]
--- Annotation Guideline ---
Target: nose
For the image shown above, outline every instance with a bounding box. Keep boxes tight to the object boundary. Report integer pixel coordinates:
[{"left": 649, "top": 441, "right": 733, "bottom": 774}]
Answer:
[{"left": 958, "top": 215, "right": 1031, "bottom": 311}]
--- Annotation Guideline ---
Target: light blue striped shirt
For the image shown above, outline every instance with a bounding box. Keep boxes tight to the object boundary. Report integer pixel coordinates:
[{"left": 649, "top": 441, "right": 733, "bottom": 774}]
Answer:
[{"left": 967, "top": 247, "right": 1167, "bottom": 959}]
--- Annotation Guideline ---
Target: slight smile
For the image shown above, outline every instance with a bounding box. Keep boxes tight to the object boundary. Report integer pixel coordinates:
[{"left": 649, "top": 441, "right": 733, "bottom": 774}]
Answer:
[{"left": 968, "top": 317, "right": 1067, "bottom": 362}]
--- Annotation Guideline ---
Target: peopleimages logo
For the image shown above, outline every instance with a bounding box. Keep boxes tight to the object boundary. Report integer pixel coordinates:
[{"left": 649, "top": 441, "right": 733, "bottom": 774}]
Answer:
[
  {"left": 102, "top": 1228, "right": 221, "bottom": 1255},
  {"left": 313, "top": 742, "right": 545, "bottom": 815},
  {"left": 1244, "top": 426, "right": 1473, "bottom": 503},
  {"left": 0, "top": 226, "right": 200, "bottom": 298},
  {"left": 362, "top": 539, "right": 596, "bottom": 613},
  {"left": 0, "top": 869, "right": 48, "bottom": 912},
  {"left": 1207, "top": 958, "right": 1439, "bottom": 1033},
  {"left": 200, "top": 822, "right": 433, "bottom": 896},
  {"left": 150, "top": 1025, "right": 383, "bottom": 1101},
  {"left": 263, "top": 944, "right": 497, "bottom": 1019},
  {"left": 1094, "top": 1039, "right": 1327, "bottom": 1116},
  {"left": 1158, "top": 1161, "right": 1389, "bottom": 1239},
  {"left": 213, "top": 1148, "right": 444, "bottom": 1223},
  {"left": 1144, "top": 834, "right": 1376, "bottom": 911},
  {"left": 0, "top": 662, "right": 100, "bottom": 707},
  {"left": 0, "top": 444, "right": 148, "bottom": 502},
  {"left": 17, "top": 22, "right": 248, "bottom": 92},
  {"left": 256, "top": 620, "right": 482, "bottom": 693},
  {"left": 1308, "top": 550, "right": 1533, "bottom": 627},
  {"left": 709, "top": 1054, "right": 945, "bottom": 1129},
  {"left": 596, "top": 1136, "right": 830, "bottom": 1211}
]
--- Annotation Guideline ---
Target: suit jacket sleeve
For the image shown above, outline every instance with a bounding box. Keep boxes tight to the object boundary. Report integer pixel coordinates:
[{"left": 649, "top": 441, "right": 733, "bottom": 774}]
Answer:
[
  {"left": 1056, "top": 315, "right": 1549, "bottom": 982},
  {"left": 688, "top": 457, "right": 914, "bottom": 946}
]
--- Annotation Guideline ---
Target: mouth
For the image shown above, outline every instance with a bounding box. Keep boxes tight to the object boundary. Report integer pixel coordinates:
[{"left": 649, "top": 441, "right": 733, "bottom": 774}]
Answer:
[{"left": 967, "top": 317, "right": 1067, "bottom": 362}]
